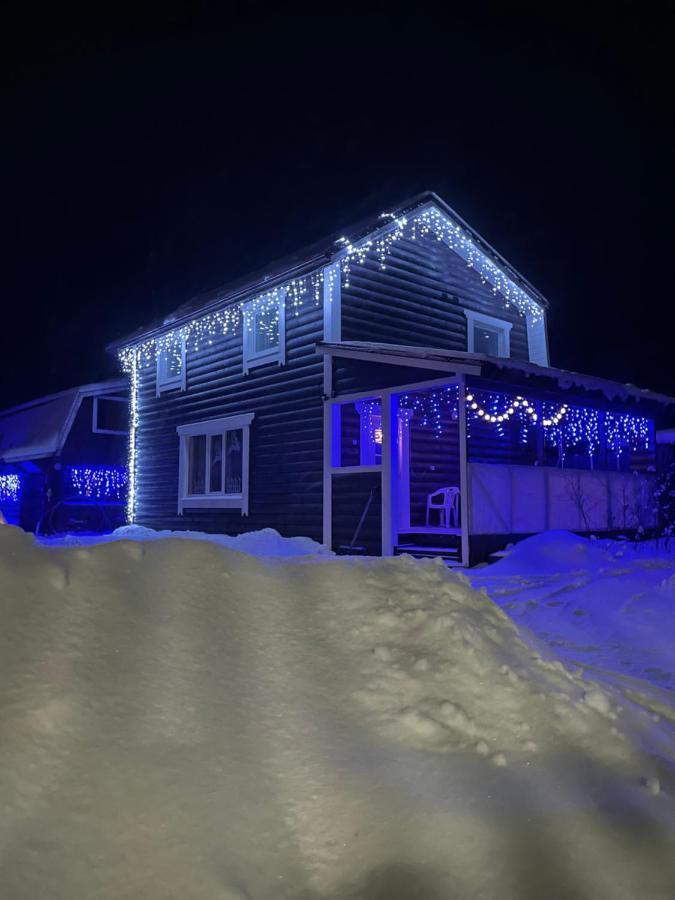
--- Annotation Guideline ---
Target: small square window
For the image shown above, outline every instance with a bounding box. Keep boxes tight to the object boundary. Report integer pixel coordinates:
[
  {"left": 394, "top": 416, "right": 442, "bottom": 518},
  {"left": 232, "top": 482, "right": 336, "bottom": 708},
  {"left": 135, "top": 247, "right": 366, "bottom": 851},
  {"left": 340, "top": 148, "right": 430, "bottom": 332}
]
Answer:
[
  {"left": 464, "top": 311, "right": 512, "bottom": 358},
  {"left": 243, "top": 292, "right": 286, "bottom": 373},
  {"left": 92, "top": 396, "right": 128, "bottom": 434}
]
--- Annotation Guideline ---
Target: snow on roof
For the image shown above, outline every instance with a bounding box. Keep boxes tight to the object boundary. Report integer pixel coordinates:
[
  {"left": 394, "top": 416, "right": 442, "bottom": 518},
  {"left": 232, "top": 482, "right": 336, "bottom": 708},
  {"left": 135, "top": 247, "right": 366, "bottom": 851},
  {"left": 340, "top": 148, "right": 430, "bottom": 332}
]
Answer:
[
  {"left": 0, "top": 379, "right": 127, "bottom": 464},
  {"left": 317, "top": 341, "right": 675, "bottom": 407}
]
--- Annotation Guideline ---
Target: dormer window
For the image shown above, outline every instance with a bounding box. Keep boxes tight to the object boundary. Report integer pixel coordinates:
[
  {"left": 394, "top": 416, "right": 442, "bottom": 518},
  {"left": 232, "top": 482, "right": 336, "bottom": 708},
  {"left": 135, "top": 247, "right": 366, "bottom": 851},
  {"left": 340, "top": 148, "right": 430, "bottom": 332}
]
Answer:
[
  {"left": 464, "top": 310, "right": 512, "bottom": 358},
  {"left": 243, "top": 290, "right": 286, "bottom": 374},
  {"left": 156, "top": 338, "right": 186, "bottom": 395}
]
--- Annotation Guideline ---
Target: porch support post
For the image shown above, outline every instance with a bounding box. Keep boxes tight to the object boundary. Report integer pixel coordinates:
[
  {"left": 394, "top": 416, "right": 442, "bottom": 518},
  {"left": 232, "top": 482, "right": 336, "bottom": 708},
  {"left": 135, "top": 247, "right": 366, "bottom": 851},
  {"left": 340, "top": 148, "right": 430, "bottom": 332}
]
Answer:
[
  {"left": 322, "top": 400, "right": 333, "bottom": 550},
  {"left": 381, "top": 389, "right": 397, "bottom": 556},
  {"left": 397, "top": 408, "right": 413, "bottom": 531},
  {"left": 458, "top": 374, "right": 471, "bottom": 567}
]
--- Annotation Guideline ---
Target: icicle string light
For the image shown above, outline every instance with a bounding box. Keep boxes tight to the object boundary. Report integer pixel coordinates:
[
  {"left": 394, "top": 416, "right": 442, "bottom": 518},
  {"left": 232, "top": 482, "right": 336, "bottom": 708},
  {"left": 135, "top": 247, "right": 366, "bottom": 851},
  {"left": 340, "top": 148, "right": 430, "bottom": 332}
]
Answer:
[
  {"left": 118, "top": 205, "right": 544, "bottom": 373},
  {"left": 399, "top": 386, "right": 459, "bottom": 437},
  {"left": 67, "top": 466, "right": 128, "bottom": 501},
  {"left": 396, "top": 387, "right": 652, "bottom": 460},
  {"left": 0, "top": 473, "right": 20, "bottom": 503},
  {"left": 605, "top": 412, "right": 652, "bottom": 459}
]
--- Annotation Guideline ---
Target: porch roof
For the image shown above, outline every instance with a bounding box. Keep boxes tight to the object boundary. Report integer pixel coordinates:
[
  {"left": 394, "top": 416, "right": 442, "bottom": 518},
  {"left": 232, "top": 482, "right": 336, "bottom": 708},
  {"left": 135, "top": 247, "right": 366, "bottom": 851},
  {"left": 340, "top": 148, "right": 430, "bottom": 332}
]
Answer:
[{"left": 317, "top": 341, "right": 675, "bottom": 409}]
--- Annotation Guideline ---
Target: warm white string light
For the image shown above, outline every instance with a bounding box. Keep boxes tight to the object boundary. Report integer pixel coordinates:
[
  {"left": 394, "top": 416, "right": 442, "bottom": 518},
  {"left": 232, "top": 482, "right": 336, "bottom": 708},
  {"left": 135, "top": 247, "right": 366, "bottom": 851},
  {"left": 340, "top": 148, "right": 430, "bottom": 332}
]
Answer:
[{"left": 466, "top": 392, "right": 544, "bottom": 424}]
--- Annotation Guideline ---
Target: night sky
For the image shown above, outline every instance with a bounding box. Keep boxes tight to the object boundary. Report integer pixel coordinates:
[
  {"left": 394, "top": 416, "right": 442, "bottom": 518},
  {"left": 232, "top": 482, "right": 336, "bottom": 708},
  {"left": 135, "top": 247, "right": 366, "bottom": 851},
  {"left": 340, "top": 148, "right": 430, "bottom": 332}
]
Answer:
[{"left": 4, "top": 5, "right": 674, "bottom": 410}]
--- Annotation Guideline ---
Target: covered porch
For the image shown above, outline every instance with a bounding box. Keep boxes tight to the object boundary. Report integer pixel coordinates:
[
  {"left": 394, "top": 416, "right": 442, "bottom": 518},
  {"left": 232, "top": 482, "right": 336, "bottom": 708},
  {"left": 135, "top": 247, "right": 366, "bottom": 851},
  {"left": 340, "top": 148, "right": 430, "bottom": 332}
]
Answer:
[{"left": 320, "top": 343, "right": 671, "bottom": 565}]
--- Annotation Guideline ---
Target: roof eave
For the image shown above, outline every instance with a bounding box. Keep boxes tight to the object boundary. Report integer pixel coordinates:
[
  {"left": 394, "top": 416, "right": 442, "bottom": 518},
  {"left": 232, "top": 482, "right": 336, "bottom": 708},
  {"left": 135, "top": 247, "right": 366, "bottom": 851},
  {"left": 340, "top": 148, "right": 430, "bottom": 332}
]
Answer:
[
  {"left": 108, "top": 191, "right": 549, "bottom": 352},
  {"left": 107, "top": 249, "right": 333, "bottom": 353}
]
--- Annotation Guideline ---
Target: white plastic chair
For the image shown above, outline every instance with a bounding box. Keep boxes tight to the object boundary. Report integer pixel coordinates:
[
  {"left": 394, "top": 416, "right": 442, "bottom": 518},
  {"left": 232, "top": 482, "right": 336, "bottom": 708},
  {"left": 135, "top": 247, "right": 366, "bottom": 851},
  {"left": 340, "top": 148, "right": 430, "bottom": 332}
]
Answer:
[{"left": 426, "top": 487, "right": 460, "bottom": 528}]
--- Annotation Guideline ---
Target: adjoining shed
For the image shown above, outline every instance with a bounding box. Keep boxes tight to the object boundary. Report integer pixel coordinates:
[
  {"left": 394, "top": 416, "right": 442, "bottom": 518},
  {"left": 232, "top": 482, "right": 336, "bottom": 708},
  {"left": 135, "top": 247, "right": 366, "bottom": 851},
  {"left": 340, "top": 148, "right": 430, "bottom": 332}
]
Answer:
[{"left": 0, "top": 380, "right": 129, "bottom": 533}]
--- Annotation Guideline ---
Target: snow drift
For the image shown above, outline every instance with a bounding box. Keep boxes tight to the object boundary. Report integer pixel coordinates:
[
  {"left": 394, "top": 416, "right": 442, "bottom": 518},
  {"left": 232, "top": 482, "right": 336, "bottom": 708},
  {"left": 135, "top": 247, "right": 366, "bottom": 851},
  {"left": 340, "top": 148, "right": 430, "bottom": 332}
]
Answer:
[{"left": 1, "top": 525, "right": 674, "bottom": 898}]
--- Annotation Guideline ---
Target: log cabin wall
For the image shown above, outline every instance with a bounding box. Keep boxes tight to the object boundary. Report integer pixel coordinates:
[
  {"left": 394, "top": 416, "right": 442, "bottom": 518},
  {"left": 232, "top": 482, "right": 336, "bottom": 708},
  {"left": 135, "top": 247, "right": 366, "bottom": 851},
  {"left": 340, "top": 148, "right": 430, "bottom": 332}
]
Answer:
[
  {"left": 133, "top": 299, "right": 325, "bottom": 541},
  {"left": 340, "top": 232, "right": 530, "bottom": 358}
]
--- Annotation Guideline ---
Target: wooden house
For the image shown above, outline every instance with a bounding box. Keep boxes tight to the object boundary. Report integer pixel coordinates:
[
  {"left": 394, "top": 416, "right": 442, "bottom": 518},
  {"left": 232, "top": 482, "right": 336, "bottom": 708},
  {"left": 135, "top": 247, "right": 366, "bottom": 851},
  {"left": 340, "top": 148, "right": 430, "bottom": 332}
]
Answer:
[{"left": 109, "top": 193, "right": 674, "bottom": 564}]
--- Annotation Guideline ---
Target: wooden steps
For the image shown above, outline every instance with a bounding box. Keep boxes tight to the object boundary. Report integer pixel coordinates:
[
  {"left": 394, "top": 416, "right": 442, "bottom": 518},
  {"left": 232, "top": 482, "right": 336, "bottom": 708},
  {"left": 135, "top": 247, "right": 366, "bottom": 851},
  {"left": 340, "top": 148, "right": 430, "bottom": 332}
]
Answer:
[{"left": 394, "top": 543, "right": 462, "bottom": 566}]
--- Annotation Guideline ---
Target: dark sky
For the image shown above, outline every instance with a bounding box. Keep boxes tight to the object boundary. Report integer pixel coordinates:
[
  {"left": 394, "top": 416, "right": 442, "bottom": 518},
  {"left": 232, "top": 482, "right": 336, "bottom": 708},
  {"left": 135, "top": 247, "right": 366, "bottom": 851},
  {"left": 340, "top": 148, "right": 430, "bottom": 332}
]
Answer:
[{"left": 3, "top": 4, "right": 674, "bottom": 409}]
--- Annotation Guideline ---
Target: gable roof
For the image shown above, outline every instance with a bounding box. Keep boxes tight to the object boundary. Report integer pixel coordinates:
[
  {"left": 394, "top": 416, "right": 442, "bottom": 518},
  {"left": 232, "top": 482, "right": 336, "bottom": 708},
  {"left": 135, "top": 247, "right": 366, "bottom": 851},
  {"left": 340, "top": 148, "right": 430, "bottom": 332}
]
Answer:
[
  {"left": 109, "top": 191, "right": 550, "bottom": 352},
  {"left": 0, "top": 379, "right": 127, "bottom": 464}
]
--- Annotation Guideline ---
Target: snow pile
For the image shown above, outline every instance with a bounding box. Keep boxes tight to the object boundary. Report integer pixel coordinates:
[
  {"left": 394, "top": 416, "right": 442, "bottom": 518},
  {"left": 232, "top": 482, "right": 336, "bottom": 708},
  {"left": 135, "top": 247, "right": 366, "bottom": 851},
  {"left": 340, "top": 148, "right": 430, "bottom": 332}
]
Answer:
[
  {"left": 40, "top": 523, "right": 331, "bottom": 557},
  {"left": 1, "top": 525, "right": 674, "bottom": 898},
  {"left": 484, "top": 529, "right": 620, "bottom": 576}
]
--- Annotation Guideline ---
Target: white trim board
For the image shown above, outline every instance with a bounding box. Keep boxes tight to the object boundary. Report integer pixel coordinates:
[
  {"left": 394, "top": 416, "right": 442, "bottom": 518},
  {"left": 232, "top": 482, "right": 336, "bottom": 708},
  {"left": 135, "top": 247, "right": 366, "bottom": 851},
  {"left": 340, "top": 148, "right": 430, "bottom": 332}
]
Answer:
[
  {"left": 176, "top": 412, "right": 255, "bottom": 437},
  {"left": 317, "top": 344, "right": 481, "bottom": 375},
  {"left": 322, "top": 261, "right": 341, "bottom": 342}
]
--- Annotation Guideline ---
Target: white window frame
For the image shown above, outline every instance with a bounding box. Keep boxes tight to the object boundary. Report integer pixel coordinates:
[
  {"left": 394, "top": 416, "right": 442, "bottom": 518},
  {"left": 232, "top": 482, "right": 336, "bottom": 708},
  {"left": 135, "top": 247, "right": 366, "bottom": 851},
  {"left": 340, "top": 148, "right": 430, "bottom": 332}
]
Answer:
[
  {"left": 464, "top": 310, "right": 512, "bottom": 358},
  {"left": 92, "top": 395, "right": 128, "bottom": 435},
  {"left": 242, "top": 290, "right": 286, "bottom": 374},
  {"left": 176, "top": 412, "right": 254, "bottom": 515},
  {"left": 156, "top": 338, "right": 187, "bottom": 395}
]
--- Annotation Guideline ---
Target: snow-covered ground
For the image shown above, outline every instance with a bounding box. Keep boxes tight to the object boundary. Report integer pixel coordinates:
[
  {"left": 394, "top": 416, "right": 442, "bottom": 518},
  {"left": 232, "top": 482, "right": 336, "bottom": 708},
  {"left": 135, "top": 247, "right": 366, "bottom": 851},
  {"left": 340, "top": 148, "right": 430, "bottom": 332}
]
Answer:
[
  {"left": 1, "top": 524, "right": 674, "bottom": 898},
  {"left": 471, "top": 531, "right": 675, "bottom": 692}
]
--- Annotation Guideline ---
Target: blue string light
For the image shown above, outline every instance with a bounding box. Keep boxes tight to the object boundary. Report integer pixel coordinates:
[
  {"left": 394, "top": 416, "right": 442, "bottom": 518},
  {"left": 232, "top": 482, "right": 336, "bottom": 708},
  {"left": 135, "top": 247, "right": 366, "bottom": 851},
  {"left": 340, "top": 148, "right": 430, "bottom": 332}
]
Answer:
[
  {"left": 399, "top": 386, "right": 459, "bottom": 437},
  {"left": 0, "top": 474, "right": 20, "bottom": 503},
  {"left": 66, "top": 467, "right": 128, "bottom": 501},
  {"left": 605, "top": 412, "right": 651, "bottom": 461}
]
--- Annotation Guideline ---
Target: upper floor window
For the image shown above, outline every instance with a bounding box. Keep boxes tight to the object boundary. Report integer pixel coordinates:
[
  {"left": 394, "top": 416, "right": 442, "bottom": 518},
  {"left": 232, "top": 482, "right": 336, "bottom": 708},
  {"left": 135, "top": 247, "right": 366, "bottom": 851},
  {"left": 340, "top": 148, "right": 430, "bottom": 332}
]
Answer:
[
  {"left": 176, "top": 412, "right": 254, "bottom": 515},
  {"left": 156, "top": 339, "right": 186, "bottom": 394},
  {"left": 243, "top": 290, "right": 286, "bottom": 374},
  {"left": 464, "top": 310, "right": 512, "bottom": 358},
  {"left": 92, "top": 396, "right": 128, "bottom": 434}
]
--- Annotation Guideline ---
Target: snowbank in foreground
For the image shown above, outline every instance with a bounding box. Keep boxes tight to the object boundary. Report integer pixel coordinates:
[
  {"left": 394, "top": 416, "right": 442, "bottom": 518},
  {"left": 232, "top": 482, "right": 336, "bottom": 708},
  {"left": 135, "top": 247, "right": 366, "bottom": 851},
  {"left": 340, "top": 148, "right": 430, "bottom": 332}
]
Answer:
[
  {"left": 1, "top": 525, "right": 674, "bottom": 899},
  {"left": 39, "top": 523, "right": 331, "bottom": 557}
]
